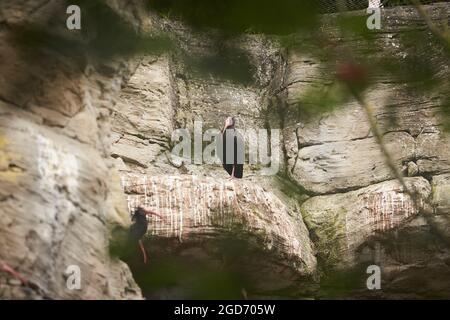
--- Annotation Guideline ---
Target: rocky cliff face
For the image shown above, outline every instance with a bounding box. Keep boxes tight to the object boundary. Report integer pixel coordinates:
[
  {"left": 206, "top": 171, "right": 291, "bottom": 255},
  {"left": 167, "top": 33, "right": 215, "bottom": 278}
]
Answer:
[
  {"left": 0, "top": 0, "right": 145, "bottom": 299},
  {"left": 284, "top": 5, "right": 450, "bottom": 298},
  {"left": 1, "top": 1, "right": 449, "bottom": 299},
  {"left": 113, "top": 3, "right": 450, "bottom": 299}
]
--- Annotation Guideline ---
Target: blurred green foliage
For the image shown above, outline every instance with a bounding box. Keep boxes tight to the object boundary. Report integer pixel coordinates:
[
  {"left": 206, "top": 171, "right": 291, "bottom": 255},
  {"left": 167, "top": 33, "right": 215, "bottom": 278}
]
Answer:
[
  {"left": 179, "top": 41, "right": 256, "bottom": 85},
  {"left": 12, "top": 0, "right": 450, "bottom": 125},
  {"left": 297, "top": 82, "right": 354, "bottom": 118},
  {"left": 123, "top": 237, "right": 259, "bottom": 299},
  {"left": 12, "top": 0, "right": 174, "bottom": 61},
  {"left": 149, "top": 0, "right": 321, "bottom": 35}
]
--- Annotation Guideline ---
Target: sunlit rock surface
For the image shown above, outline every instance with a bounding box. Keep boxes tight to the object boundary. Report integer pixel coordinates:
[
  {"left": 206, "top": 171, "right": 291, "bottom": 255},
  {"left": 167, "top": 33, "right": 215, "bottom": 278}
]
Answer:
[{"left": 301, "top": 177, "right": 431, "bottom": 267}]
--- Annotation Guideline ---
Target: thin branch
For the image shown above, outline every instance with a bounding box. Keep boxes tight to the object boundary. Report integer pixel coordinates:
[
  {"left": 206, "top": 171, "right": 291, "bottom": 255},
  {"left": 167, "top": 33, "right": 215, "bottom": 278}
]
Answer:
[{"left": 353, "top": 93, "right": 410, "bottom": 194}]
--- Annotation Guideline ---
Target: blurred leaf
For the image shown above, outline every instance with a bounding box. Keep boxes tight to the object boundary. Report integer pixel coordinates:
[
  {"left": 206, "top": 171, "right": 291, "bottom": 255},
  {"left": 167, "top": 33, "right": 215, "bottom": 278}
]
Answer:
[
  {"left": 296, "top": 81, "right": 353, "bottom": 118},
  {"left": 179, "top": 43, "right": 255, "bottom": 84},
  {"left": 126, "top": 237, "right": 255, "bottom": 299},
  {"left": 148, "top": 0, "right": 321, "bottom": 35},
  {"left": 379, "top": 28, "right": 447, "bottom": 92},
  {"left": 72, "top": 0, "right": 175, "bottom": 58},
  {"left": 12, "top": 0, "right": 174, "bottom": 61},
  {"left": 440, "top": 91, "right": 450, "bottom": 131},
  {"left": 336, "top": 11, "right": 376, "bottom": 42}
]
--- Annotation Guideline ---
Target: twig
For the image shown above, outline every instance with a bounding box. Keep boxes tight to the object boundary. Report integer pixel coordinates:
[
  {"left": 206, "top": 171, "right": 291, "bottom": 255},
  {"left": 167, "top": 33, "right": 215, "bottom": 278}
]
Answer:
[{"left": 354, "top": 92, "right": 410, "bottom": 193}]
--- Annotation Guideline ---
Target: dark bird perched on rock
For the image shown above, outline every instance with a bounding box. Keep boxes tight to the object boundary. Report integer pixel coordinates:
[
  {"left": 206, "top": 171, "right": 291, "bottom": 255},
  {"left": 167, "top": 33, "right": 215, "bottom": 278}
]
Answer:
[
  {"left": 129, "top": 206, "right": 165, "bottom": 264},
  {"left": 218, "top": 116, "right": 244, "bottom": 179},
  {"left": 0, "top": 259, "right": 27, "bottom": 285}
]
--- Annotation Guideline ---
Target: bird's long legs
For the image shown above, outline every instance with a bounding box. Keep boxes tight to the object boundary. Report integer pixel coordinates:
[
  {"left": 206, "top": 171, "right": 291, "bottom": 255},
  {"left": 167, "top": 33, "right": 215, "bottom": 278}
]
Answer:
[
  {"left": 0, "top": 260, "right": 27, "bottom": 285},
  {"left": 135, "top": 207, "right": 166, "bottom": 265},
  {"left": 138, "top": 240, "right": 148, "bottom": 264}
]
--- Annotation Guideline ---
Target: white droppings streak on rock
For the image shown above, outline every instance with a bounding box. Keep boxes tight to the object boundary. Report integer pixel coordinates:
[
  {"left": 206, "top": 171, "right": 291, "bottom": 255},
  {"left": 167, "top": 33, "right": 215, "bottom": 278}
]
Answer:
[
  {"left": 168, "top": 176, "right": 174, "bottom": 237},
  {"left": 365, "top": 189, "right": 417, "bottom": 232},
  {"left": 120, "top": 176, "right": 126, "bottom": 191},
  {"left": 177, "top": 178, "right": 184, "bottom": 239},
  {"left": 143, "top": 176, "right": 148, "bottom": 206},
  {"left": 127, "top": 195, "right": 131, "bottom": 214},
  {"left": 36, "top": 133, "right": 79, "bottom": 196},
  {"left": 36, "top": 133, "right": 80, "bottom": 236},
  {"left": 119, "top": 175, "right": 317, "bottom": 275},
  {"left": 188, "top": 179, "right": 195, "bottom": 226}
]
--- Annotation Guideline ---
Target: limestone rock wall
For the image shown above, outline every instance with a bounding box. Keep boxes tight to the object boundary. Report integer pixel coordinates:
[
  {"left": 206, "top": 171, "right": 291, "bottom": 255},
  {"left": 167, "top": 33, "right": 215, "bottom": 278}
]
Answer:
[
  {"left": 0, "top": 0, "right": 144, "bottom": 299},
  {"left": 301, "top": 177, "right": 432, "bottom": 267},
  {"left": 111, "top": 23, "right": 316, "bottom": 296},
  {"left": 1, "top": 0, "right": 450, "bottom": 299},
  {"left": 122, "top": 174, "right": 316, "bottom": 295},
  {"left": 280, "top": 4, "right": 450, "bottom": 298},
  {"left": 113, "top": 3, "right": 450, "bottom": 298}
]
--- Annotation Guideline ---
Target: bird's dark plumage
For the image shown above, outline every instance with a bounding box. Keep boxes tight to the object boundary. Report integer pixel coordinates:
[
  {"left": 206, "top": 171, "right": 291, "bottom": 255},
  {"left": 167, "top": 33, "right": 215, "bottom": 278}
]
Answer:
[
  {"left": 128, "top": 206, "right": 165, "bottom": 264},
  {"left": 218, "top": 128, "right": 244, "bottom": 178},
  {"left": 129, "top": 208, "right": 148, "bottom": 242}
]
